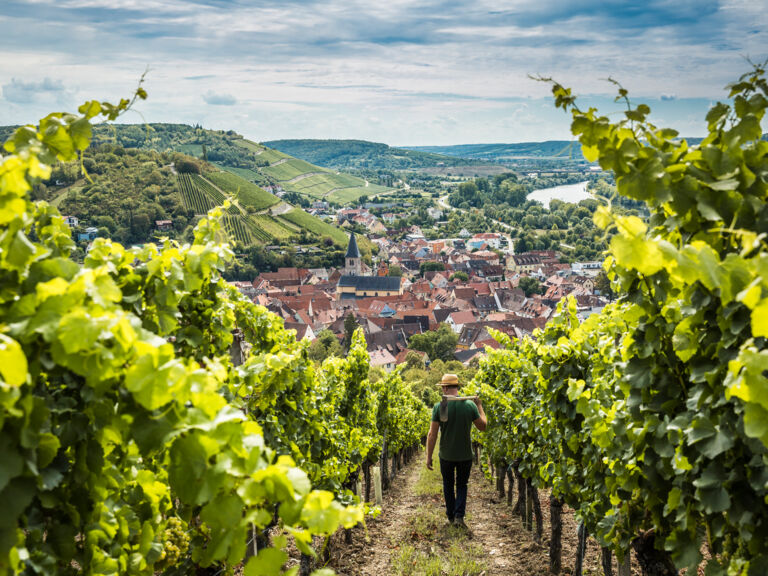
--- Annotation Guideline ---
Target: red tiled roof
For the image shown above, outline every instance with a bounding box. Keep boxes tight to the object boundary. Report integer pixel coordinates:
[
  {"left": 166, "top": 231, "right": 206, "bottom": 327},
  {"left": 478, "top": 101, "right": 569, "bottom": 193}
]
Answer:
[{"left": 450, "top": 310, "right": 477, "bottom": 325}]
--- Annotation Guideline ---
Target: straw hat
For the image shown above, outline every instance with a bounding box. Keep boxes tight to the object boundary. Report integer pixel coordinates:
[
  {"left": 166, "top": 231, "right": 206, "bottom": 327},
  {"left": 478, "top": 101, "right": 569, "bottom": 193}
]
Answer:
[{"left": 438, "top": 373, "right": 460, "bottom": 387}]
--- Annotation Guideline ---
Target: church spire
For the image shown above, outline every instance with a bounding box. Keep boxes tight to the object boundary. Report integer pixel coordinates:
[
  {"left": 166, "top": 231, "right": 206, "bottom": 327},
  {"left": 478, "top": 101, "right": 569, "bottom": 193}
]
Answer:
[
  {"left": 345, "top": 232, "right": 362, "bottom": 276},
  {"left": 346, "top": 231, "right": 361, "bottom": 259}
]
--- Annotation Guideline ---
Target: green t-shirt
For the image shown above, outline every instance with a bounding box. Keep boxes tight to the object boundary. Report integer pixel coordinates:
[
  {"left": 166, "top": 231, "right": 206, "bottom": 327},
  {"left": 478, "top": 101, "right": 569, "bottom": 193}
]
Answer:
[{"left": 431, "top": 399, "right": 480, "bottom": 462}]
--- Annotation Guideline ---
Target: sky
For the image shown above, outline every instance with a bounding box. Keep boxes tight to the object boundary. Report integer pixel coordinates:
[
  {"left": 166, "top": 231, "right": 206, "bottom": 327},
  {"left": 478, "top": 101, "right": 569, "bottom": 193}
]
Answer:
[{"left": 0, "top": 0, "right": 766, "bottom": 145}]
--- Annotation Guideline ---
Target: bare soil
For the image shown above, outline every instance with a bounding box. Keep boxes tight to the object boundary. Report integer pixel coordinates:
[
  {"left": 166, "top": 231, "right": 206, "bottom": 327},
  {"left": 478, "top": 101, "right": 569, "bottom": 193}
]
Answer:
[{"left": 320, "top": 458, "right": 642, "bottom": 576}]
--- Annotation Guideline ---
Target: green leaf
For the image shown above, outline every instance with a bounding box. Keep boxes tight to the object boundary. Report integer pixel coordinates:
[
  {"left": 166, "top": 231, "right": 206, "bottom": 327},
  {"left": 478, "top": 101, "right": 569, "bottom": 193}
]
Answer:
[
  {"left": 582, "top": 144, "right": 600, "bottom": 162},
  {"left": 36, "top": 433, "right": 60, "bottom": 468},
  {"left": 201, "top": 493, "right": 244, "bottom": 530},
  {"left": 6, "top": 230, "right": 37, "bottom": 270},
  {"left": 0, "top": 436, "right": 24, "bottom": 492},
  {"left": 0, "top": 335, "right": 27, "bottom": 387},
  {"left": 301, "top": 491, "right": 341, "bottom": 534},
  {"left": 751, "top": 299, "right": 768, "bottom": 338},
  {"left": 743, "top": 403, "right": 768, "bottom": 445},
  {"left": 697, "top": 486, "right": 731, "bottom": 513},
  {"left": 243, "top": 548, "right": 288, "bottom": 576}
]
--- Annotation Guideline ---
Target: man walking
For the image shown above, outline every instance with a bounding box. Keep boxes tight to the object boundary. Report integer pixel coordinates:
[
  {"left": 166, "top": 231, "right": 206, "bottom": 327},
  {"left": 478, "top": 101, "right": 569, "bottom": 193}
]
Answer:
[{"left": 426, "top": 373, "right": 486, "bottom": 528}]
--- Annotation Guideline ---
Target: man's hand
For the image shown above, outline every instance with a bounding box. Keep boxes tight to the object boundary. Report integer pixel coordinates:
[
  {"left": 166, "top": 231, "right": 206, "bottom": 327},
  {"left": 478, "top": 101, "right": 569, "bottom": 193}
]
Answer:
[
  {"left": 473, "top": 396, "right": 482, "bottom": 408},
  {"left": 426, "top": 457, "right": 433, "bottom": 471}
]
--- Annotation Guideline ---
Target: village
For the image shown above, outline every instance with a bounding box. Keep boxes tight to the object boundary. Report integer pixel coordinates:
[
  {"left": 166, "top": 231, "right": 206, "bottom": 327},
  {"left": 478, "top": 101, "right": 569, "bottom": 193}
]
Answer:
[{"left": 230, "top": 204, "right": 609, "bottom": 370}]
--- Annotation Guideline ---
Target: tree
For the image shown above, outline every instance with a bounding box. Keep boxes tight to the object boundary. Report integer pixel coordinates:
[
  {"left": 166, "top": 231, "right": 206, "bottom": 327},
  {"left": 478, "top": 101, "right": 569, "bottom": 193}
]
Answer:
[
  {"left": 419, "top": 261, "right": 445, "bottom": 276},
  {"left": 593, "top": 269, "right": 614, "bottom": 300},
  {"left": 404, "top": 350, "right": 426, "bottom": 370},
  {"left": 519, "top": 276, "right": 545, "bottom": 297},
  {"left": 450, "top": 271, "right": 469, "bottom": 282},
  {"left": 308, "top": 329, "right": 343, "bottom": 362},
  {"left": 344, "top": 313, "right": 359, "bottom": 349},
  {"left": 388, "top": 264, "right": 403, "bottom": 277},
  {"left": 408, "top": 323, "right": 458, "bottom": 362}
]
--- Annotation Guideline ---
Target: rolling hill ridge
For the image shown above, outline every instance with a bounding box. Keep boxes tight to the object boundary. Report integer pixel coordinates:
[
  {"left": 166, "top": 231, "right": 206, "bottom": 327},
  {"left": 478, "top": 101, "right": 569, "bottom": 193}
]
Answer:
[
  {"left": 403, "top": 141, "right": 586, "bottom": 161},
  {"left": 87, "top": 124, "right": 394, "bottom": 205},
  {"left": 262, "top": 138, "right": 482, "bottom": 171}
]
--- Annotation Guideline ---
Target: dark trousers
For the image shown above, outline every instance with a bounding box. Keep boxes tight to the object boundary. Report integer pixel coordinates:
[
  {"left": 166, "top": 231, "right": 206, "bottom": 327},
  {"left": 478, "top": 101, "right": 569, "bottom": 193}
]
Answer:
[{"left": 440, "top": 458, "right": 472, "bottom": 520}]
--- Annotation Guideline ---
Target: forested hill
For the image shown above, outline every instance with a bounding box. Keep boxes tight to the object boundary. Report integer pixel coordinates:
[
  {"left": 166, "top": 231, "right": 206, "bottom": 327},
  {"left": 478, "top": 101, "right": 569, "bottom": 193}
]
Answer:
[
  {"left": 403, "top": 141, "right": 586, "bottom": 161},
  {"left": 74, "top": 123, "right": 392, "bottom": 205},
  {"left": 262, "top": 138, "right": 480, "bottom": 170},
  {"left": 406, "top": 135, "right": 768, "bottom": 161}
]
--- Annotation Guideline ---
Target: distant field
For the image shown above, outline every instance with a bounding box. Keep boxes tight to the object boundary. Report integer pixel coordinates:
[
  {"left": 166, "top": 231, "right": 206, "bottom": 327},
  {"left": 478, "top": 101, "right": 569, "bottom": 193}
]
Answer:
[
  {"left": 205, "top": 171, "right": 279, "bottom": 211},
  {"left": 287, "top": 172, "right": 362, "bottom": 198},
  {"left": 416, "top": 165, "right": 512, "bottom": 177},
  {"left": 262, "top": 158, "right": 327, "bottom": 181},
  {"left": 327, "top": 185, "right": 386, "bottom": 204},
  {"left": 279, "top": 209, "right": 349, "bottom": 246}
]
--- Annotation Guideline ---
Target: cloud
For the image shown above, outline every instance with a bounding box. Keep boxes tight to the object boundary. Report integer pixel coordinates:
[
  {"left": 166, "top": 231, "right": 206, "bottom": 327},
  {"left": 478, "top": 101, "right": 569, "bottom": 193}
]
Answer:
[
  {"left": 202, "top": 91, "right": 237, "bottom": 106},
  {"left": 0, "top": 0, "right": 766, "bottom": 142},
  {"left": 2, "top": 77, "right": 67, "bottom": 104}
]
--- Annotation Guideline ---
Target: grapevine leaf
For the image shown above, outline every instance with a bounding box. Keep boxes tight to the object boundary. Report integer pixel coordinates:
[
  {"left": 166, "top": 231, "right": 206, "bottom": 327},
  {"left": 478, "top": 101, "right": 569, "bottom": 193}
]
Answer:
[
  {"left": 243, "top": 548, "right": 287, "bottom": 576},
  {"left": 0, "top": 335, "right": 27, "bottom": 388}
]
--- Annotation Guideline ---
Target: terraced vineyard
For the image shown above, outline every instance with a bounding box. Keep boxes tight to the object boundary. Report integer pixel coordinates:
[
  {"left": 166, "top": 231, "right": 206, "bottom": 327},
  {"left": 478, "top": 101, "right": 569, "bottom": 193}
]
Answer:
[
  {"left": 177, "top": 173, "right": 214, "bottom": 213},
  {"left": 176, "top": 171, "right": 360, "bottom": 247},
  {"left": 249, "top": 214, "right": 295, "bottom": 240},
  {"left": 205, "top": 171, "right": 279, "bottom": 211},
  {"left": 223, "top": 215, "right": 253, "bottom": 244},
  {"left": 233, "top": 139, "right": 288, "bottom": 164},
  {"left": 289, "top": 172, "right": 360, "bottom": 197},
  {"left": 190, "top": 174, "right": 240, "bottom": 214},
  {"left": 262, "top": 158, "right": 326, "bottom": 181},
  {"left": 279, "top": 208, "right": 349, "bottom": 246}
]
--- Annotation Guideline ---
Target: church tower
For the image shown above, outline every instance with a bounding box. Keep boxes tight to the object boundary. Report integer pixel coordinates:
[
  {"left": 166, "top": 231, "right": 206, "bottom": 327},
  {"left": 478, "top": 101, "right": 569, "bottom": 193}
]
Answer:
[{"left": 345, "top": 231, "right": 362, "bottom": 276}]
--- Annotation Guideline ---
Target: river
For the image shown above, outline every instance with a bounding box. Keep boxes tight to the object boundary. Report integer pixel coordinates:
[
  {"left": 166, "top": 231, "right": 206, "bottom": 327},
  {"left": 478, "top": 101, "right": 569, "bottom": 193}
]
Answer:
[{"left": 527, "top": 181, "right": 591, "bottom": 209}]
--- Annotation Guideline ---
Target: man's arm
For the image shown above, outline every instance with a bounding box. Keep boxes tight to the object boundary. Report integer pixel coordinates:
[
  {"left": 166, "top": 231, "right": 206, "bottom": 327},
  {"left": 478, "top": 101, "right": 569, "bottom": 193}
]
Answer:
[
  {"left": 472, "top": 397, "right": 487, "bottom": 431},
  {"left": 426, "top": 421, "right": 440, "bottom": 470}
]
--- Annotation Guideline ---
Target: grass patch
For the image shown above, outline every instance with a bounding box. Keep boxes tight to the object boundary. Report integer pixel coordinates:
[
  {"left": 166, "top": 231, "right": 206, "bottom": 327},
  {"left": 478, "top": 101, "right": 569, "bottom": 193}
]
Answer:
[
  {"left": 262, "top": 158, "right": 325, "bottom": 181},
  {"left": 279, "top": 208, "right": 349, "bottom": 246},
  {"left": 414, "top": 459, "right": 442, "bottom": 498},
  {"left": 403, "top": 505, "right": 442, "bottom": 541},
  {"left": 327, "top": 183, "right": 392, "bottom": 204},
  {"left": 444, "top": 540, "right": 487, "bottom": 575},
  {"left": 389, "top": 538, "right": 487, "bottom": 576}
]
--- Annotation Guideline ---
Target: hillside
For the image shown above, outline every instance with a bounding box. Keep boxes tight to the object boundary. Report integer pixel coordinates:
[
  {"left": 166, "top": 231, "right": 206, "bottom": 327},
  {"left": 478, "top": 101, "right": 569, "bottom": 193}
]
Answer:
[
  {"left": 404, "top": 141, "right": 586, "bottom": 161},
  {"left": 87, "top": 124, "right": 393, "bottom": 204},
  {"left": 21, "top": 139, "right": 359, "bottom": 250},
  {"left": 262, "top": 138, "right": 479, "bottom": 170}
]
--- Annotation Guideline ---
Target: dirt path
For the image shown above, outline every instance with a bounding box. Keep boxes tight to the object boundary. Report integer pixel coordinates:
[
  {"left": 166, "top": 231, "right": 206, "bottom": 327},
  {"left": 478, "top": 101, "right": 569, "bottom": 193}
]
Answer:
[{"left": 326, "top": 457, "right": 639, "bottom": 576}]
